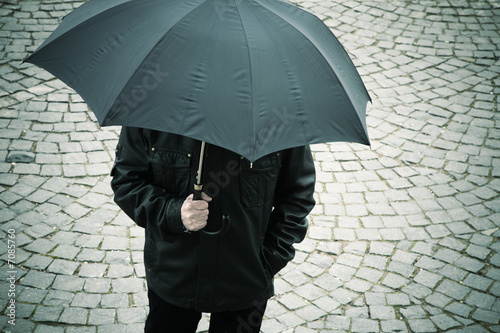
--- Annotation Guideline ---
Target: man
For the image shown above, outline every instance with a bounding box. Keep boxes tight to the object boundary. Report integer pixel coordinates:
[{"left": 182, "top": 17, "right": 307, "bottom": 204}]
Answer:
[{"left": 111, "top": 127, "right": 316, "bottom": 332}]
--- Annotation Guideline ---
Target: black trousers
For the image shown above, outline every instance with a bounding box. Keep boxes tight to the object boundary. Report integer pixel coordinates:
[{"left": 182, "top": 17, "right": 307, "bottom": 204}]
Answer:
[{"left": 145, "top": 289, "right": 267, "bottom": 333}]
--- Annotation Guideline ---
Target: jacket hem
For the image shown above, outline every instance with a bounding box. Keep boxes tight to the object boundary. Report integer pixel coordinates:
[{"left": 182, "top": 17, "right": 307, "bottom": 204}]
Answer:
[{"left": 146, "top": 274, "right": 274, "bottom": 313}]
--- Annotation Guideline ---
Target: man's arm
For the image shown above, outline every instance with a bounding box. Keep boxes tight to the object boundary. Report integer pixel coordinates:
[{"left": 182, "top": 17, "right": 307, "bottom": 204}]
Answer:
[
  {"left": 262, "top": 145, "right": 316, "bottom": 277},
  {"left": 110, "top": 127, "right": 192, "bottom": 240}
]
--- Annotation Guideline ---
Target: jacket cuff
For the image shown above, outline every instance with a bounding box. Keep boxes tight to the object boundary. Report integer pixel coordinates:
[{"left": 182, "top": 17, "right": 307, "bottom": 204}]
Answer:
[{"left": 158, "top": 197, "right": 185, "bottom": 239}]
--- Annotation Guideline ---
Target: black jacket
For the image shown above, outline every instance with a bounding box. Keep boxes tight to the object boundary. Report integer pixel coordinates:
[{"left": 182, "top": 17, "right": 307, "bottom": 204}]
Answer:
[{"left": 111, "top": 127, "right": 316, "bottom": 312}]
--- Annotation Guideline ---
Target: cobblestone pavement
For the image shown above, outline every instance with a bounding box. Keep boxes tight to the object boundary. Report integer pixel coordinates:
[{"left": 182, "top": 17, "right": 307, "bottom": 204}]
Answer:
[{"left": 1, "top": 0, "right": 500, "bottom": 332}]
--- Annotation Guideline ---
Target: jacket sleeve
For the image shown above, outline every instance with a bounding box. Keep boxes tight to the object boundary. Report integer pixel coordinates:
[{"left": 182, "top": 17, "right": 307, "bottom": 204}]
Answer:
[
  {"left": 110, "top": 127, "right": 185, "bottom": 240},
  {"left": 262, "top": 145, "right": 316, "bottom": 277}
]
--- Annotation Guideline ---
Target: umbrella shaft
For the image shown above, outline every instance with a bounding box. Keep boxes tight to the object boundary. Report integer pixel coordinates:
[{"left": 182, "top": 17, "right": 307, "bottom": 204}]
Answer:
[
  {"left": 193, "top": 184, "right": 203, "bottom": 201},
  {"left": 196, "top": 141, "right": 206, "bottom": 186},
  {"left": 193, "top": 141, "right": 206, "bottom": 201}
]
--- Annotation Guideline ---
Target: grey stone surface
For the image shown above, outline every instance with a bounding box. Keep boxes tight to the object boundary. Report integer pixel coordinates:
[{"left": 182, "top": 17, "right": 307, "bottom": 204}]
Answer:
[{"left": 1, "top": 0, "right": 500, "bottom": 332}]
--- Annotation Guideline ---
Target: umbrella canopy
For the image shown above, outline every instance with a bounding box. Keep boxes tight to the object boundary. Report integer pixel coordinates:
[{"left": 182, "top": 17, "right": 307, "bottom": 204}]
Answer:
[{"left": 25, "top": 0, "right": 371, "bottom": 162}]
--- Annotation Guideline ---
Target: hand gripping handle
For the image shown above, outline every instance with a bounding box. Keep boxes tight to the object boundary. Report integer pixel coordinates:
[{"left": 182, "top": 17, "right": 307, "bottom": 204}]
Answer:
[{"left": 193, "top": 184, "right": 230, "bottom": 236}]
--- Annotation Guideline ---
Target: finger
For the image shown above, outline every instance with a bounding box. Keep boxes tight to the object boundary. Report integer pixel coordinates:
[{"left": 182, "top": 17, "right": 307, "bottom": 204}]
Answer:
[
  {"left": 191, "top": 210, "right": 208, "bottom": 219},
  {"left": 201, "top": 192, "right": 212, "bottom": 202},
  {"left": 187, "top": 219, "right": 206, "bottom": 231},
  {"left": 192, "top": 200, "right": 209, "bottom": 210},
  {"left": 195, "top": 221, "right": 207, "bottom": 231},
  {"left": 186, "top": 217, "right": 207, "bottom": 229}
]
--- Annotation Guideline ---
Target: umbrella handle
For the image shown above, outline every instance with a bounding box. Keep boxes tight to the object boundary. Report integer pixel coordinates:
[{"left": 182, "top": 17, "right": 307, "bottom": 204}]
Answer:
[
  {"left": 193, "top": 184, "right": 230, "bottom": 236},
  {"left": 193, "top": 184, "right": 203, "bottom": 201},
  {"left": 200, "top": 215, "right": 231, "bottom": 236}
]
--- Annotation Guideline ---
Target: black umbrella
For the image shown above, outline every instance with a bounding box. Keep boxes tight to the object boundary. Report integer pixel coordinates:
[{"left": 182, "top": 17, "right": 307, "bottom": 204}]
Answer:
[{"left": 25, "top": 0, "right": 371, "bottom": 234}]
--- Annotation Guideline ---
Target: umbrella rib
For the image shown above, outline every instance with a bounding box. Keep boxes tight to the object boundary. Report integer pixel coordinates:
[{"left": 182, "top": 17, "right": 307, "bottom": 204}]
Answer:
[
  {"left": 278, "top": 48, "right": 309, "bottom": 144},
  {"left": 108, "top": 0, "right": 210, "bottom": 119},
  {"left": 232, "top": 0, "right": 256, "bottom": 158},
  {"left": 253, "top": 0, "right": 344, "bottom": 87},
  {"left": 253, "top": 0, "right": 369, "bottom": 127},
  {"left": 250, "top": 5, "right": 309, "bottom": 145},
  {"left": 177, "top": 3, "right": 221, "bottom": 137},
  {"left": 25, "top": 0, "right": 135, "bottom": 59}
]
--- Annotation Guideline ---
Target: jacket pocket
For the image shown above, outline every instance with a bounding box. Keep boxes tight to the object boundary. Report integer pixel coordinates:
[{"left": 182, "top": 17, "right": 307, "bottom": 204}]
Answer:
[
  {"left": 260, "top": 244, "right": 274, "bottom": 282},
  {"left": 239, "top": 152, "right": 281, "bottom": 208},
  {"left": 150, "top": 147, "right": 192, "bottom": 197}
]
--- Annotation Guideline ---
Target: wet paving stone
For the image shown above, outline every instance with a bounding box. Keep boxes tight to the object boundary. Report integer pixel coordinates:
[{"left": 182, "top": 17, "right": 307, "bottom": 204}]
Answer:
[{"left": 1, "top": 0, "right": 500, "bottom": 332}]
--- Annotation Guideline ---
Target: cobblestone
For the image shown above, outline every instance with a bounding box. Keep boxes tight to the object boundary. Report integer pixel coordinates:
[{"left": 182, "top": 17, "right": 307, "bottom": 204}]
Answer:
[{"left": 1, "top": 0, "right": 500, "bottom": 332}]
